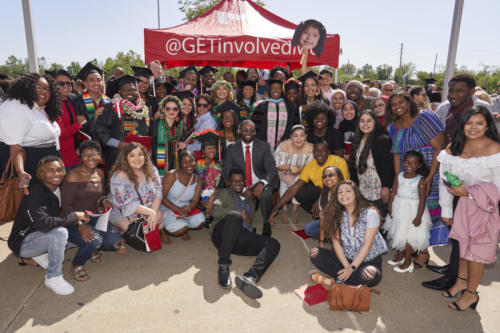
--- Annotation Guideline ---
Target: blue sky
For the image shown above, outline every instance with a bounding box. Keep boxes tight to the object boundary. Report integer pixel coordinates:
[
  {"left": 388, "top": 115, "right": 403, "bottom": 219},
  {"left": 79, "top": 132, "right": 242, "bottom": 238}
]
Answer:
[{"left": 1, "top": 0, "right": 498, "bottom": 72}]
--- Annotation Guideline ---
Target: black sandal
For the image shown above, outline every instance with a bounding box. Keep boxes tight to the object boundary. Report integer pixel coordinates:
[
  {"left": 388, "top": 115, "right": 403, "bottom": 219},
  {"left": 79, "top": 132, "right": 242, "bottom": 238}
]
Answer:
[
  {"left": 18, "top": 258, "right": 38, "bottom": 267},
  {"left": 442, "top": 276, "right": 467, "bottom": 298},
  {"left": 449, "top": 289, "right": 479, "bottom": 311}
]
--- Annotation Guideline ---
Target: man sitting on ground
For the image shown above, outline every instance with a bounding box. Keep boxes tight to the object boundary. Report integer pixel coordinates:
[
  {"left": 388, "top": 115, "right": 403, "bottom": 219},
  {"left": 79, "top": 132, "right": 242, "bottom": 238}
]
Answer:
[{"left": 210, "top": 168, "right": 280, "bottom": 299}]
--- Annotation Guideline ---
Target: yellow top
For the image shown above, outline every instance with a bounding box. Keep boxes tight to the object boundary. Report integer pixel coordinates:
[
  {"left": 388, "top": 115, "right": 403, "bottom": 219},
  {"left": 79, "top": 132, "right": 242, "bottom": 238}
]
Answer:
[{"left": 299, "top": 155, "right": 349, "bottom": 188}]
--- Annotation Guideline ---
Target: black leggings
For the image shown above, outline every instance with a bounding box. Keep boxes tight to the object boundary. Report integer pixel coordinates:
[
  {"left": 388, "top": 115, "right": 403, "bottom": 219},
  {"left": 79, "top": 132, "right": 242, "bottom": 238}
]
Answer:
[{"left": 310, "top": 247, "right": 382, "bottom": 287}]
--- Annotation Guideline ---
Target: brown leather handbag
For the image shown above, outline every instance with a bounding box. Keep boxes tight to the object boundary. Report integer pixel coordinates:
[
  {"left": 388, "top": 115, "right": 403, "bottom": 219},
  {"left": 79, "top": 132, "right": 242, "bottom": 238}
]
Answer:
[
  {"left": 328, "top": 283, "right": 380, "bottom": 312},
  {"left": 0, "top": 149, "right": 25, "bottom": 223}
]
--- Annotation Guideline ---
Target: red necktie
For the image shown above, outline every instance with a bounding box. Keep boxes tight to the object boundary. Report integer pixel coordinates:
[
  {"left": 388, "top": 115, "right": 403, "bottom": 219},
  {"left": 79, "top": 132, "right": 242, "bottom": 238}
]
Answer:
[{"left": 245, "top": 145, "right": 252, "bottom": 187}]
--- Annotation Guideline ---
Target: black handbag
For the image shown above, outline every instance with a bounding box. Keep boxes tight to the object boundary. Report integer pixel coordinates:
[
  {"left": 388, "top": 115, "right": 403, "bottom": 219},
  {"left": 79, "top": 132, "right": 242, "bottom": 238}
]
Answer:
[
  {"left": 122, "top": 189, "right": 149, "bottom": 251},
  {"left": 122, "top": 216, "right": 148, "bottom": 251}
]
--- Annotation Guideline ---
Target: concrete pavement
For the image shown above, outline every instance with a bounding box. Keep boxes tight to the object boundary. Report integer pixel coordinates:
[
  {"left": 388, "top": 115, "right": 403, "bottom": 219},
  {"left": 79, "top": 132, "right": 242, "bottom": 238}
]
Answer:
[{"left": 1, "top": 207, "right": 499, "bottom": 333}]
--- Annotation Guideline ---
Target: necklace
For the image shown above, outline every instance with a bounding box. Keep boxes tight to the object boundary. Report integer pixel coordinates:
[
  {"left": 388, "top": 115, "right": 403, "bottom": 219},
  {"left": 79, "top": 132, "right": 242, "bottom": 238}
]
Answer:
[{"left": 113, "top": 94, "right": 149, "bottom": 119}]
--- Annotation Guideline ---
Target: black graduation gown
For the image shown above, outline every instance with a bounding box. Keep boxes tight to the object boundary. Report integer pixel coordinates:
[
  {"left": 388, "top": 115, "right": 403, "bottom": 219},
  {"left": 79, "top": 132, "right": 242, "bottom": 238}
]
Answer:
[
  {"left": 251, "top": 100, "right": 298, "bottom": 148},
  {"left": 94, "top": 102, "right": 148, "bottom": 172}
]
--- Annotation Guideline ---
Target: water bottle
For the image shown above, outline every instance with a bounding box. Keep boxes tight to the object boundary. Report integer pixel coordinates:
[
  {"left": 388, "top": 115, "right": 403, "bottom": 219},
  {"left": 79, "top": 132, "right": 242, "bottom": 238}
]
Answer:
[{"left": 444, "top": 171, "right": 461, "bottom": 187}]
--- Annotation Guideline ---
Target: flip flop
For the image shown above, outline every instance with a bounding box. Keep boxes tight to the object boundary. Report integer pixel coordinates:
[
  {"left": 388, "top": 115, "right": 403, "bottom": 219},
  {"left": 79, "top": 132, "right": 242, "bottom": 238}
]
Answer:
[{"left": 18, "top": 257, "right": 38, "bottom": 267}]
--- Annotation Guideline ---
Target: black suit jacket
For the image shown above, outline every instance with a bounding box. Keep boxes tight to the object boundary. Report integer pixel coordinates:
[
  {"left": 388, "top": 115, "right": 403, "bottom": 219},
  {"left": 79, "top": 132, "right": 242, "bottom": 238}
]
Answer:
[{"left": 223, "top": 138, "right": 279, "bottom": 189}]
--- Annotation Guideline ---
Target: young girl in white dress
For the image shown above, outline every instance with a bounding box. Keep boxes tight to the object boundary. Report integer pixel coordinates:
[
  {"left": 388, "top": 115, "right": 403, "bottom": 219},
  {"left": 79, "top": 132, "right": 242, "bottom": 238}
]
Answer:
[{"left": 383, "top": 150, "right": 432, "bottom": 273}]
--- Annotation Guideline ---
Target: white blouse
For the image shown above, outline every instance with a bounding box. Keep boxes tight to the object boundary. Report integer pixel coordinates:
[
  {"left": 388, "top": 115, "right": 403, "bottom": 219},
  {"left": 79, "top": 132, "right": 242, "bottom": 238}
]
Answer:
[
  {"left": 0, "top": 99, "right": 60, "bottom": 149},
  {"left": 437, "top": 150, "right": 500, "bottom": 218}
]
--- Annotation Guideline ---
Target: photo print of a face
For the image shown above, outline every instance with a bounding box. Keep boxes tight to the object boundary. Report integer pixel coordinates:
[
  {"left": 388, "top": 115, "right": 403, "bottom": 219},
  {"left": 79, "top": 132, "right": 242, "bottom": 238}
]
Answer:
[{"left": 292, "top": 19, "right": 327, "bottom": 57}]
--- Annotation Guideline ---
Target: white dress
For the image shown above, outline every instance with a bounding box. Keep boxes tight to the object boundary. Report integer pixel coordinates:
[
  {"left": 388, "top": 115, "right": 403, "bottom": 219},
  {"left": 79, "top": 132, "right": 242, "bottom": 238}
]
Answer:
[{"left": 383, "top": 172, "right": 431, "bottom": 251}]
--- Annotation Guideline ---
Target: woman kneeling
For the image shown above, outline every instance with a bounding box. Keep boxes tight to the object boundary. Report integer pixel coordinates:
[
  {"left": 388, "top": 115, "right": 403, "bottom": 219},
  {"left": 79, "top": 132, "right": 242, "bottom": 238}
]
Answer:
[{"left": 309, "top": 180, "right": 387, "bottom": 287}]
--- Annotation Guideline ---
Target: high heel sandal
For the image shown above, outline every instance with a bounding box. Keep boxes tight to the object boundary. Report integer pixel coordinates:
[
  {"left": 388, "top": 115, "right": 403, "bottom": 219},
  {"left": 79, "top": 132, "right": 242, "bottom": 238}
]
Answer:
[
  {"left": 442, "top": 276, "right": 467, "bottom": 298},
  {"left": 413, "top": 250, "right": 430, "bottom": 268},
  {"left": 449, "top": 289, "right": 479, "bottom": 311}
]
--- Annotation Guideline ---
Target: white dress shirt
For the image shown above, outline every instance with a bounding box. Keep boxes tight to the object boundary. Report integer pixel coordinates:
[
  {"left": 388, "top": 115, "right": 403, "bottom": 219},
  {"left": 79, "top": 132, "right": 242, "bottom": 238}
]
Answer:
[{"left": 241, "top": 140, "right": 268, "bottom": 188}]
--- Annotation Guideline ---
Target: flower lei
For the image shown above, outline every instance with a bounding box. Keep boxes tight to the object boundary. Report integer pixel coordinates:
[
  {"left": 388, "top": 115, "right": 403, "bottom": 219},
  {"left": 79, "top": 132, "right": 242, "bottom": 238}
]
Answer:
[{"left": 113, "top": 93, "right": 149, "bottom": 120}]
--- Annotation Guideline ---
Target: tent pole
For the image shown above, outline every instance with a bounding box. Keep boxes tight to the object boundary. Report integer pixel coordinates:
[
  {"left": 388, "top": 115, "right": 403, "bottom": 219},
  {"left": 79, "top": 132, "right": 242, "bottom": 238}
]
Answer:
[
  {"left": 157, "top": 0, "right": 160, "bottom": 28},
  {"left": 442, "top": 0, "right": 464, "bottom": 102},
  {"left": 22, "top": 0, "right": 39, "bottom": 73}
]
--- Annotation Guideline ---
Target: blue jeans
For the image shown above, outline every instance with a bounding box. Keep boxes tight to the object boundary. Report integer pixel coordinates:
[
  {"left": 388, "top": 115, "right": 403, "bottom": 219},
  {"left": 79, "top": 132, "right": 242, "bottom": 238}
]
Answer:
[
  {"left": 304, "top": 219, "right": 320, "bottom": 238},
  {"left": 66, "top": 217, "right": 122, "bottom": 266},
  {"left": 20, "top": 227, "right": 68, "bottom": 278}
]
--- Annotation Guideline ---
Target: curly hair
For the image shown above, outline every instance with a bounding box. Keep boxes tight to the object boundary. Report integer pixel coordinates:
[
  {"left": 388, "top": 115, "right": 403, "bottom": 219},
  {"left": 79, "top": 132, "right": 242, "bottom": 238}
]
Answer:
[
  {"left": 385, "top": 92, "right": 418, "bottom": 125},
  {"left": 306, "top": 100, "right": 335, "bottom": 129},
  {"left": 210, "top": 80, "right": 234, "bottom": 103},
  {"left": 349, "top": 110, "right": 386, "bottom": 174},
  {"left": 77, "top": 140, "right": 102, "bottom": 155},
  {"left": 7, "top": 73, "right": 61, "bottom": 122},
  {"left": 321, "top": 180, "right": 371, "bottom": 240},
  {"left": 110, "top": 142, "right": 155, "bottom": 190},
  {"left": 450, "top": 105, "right": 499, "bottom": 156},
  {"left": 269, "top": 66, "right": 290, "bottom": 81},
  {"left": 291, "top": 19, "right": 327, "bottom": 57},
  {"left": 36, "top": 155, "right": 65, "bottom": 180},
  {"left": 449, "top": 73, "right": 476, "bottom": 89}
]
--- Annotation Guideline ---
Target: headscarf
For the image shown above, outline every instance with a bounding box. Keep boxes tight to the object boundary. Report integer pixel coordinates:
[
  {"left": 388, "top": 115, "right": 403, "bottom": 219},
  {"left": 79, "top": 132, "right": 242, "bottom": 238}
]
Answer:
[{"left": 338, "top": 101, "right": 359, "bottom": 134}]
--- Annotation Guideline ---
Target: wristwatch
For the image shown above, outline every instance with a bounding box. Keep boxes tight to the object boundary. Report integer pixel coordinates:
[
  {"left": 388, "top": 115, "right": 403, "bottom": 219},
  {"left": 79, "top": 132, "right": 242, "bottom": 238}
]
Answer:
[
  {"left": 350, "top": 264, "right": 357, "bottom": 271},
  {"left": 77, "top": 220, "right": 84, "bottom": 227}
]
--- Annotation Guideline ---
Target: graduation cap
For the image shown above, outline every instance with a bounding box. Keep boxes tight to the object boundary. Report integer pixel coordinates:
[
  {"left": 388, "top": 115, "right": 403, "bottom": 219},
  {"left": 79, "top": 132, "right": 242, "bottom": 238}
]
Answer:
[
  {"left": 239, "top": 80, "right": 256, "bottom": 89},
  {"left": 267, "top": 79, "right": 284, "bottom": 87},
  {"left": 174, "top": 90, "right": 194, "bottom": 100},
  {"left": 107, "top": 74, "right": 138, "bottom": 97},
  {"left": 154, "top": 78, "right": 173, "bottom": 93},
  {"left": 199, "top": 65, "right": 217, "bottom": 76},
  {"left": 76, "top": 62, "right": 104, "bottom": 81},
  {"left": 131, "top": 66, "right": 153, "bottom": 79},
  {"left": 44, "top": 70, "right": 56, "bottom": 78},
  {"left": 424, "top": 77, "right": 436, "bottom": 85},
  {"left": 193, "top": 129, "right": 223, "bottom": 149},
  {"left": 298, "top": 70, "right": 318, "bottom": 84},
  {"left": 179, "top": 65, "right": 198, "bottom": 78},
  {"left": 285, "top": 78, "right": 301, "bottom": 91}
]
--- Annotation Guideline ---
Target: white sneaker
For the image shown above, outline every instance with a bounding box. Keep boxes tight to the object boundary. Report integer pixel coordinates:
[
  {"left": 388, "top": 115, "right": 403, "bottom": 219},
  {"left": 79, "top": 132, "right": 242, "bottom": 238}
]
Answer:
[
  {"left": 45, "top": 275, "right": 75, "bottom": 295},
  {"left": 32, "top": 253, "right": 49, "bottom": 269}
]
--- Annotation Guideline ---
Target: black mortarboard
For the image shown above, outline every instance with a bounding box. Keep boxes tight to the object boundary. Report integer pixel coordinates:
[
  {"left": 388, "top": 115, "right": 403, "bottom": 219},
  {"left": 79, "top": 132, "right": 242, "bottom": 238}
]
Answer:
[
  {"left": 77, "top": 62, "right": 103, "bottom": 81},
  {"left": 298, "top": 70, "right": 318, "bottom": 84},
  {"left": 424, "top": 77, "right": 436, "bottom": 85},
  {"left": 131, "top": 66, "right": 153, "bottom": 79},
  {"left": 154, "top": 78, "right": 173, "bottom": 94},
  {"left": 284, "top": 79, "right": 301, "bottom": 91},
  {"left": 54, "top": 69, "right": 73, "bottom": 80},
  {"left": 179, "top": 65, "right": 198, "bottom": 78},
  {"left": 45, "top": 70, "right": 56, "bottom": 78},
  {"left": 174, "top": 90, "right": 194, "bottom": 100},
  {"left": 199, "top": 65, "right": 217, "bottom": 76},
  {"left": 267, "top": 79, "right": 284, "bottom": 91},
  {"left": 107, "top": 74, "right": 138, "bottom": 97},
  {"left": 239, "top": 80, "right": 256, "bottom": 89},
  {"left": 194, "top": 130, "right": 223, "bottom": 148}
]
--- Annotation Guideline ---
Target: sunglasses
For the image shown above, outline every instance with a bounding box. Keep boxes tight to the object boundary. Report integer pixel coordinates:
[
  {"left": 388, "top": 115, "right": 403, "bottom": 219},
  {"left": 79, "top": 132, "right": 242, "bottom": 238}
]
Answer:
[
  {"left": 165, "top": 107, "right": 178, "bottom": 111},
  {"left": 197, "top": 103, "right": 209, "bottom": 108},
  {"left": 56, "top": 81, "right": 72, "bottom": 87},
  {"left": 322, "top": 173, "right": 338, "bottom": 179},
  {"left": 241, "top": 128, "right": 255, "bottom": 134}
]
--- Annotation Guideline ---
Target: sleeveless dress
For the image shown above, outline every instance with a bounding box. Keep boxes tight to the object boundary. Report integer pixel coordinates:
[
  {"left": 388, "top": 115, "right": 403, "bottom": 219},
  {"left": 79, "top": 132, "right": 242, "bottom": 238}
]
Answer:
[
  {"left": 388, "top": 110, "right": 446, "bottom": 245},
  {"left": 161, "top": 173, "right": 205, "bottom": 233},
  {"left": 383, "top": 172, "right": 431, "bottom": 251}
]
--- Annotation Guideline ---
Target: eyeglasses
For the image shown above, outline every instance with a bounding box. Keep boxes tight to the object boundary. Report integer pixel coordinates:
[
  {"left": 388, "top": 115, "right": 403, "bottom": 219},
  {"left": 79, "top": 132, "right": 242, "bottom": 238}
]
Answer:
[
  {"left": 35, "top": 85, "right": 50, "bottom": 92},
  {"left": 81, "top": 152, "right": 101, "bottom": 159},
  {"left": 165, "top": 107, "right": 179, "bottom": 111},
  {"left": 374, "top": 103, "right": 385, "bottom": 108},
  {"left": 322, "top": 173, "right": 338, "bottom": 179},
  {"left": 197, "top": 103, "right": 209, "bottom": 108},
  {"left": 56, "top": 81, "right": 72, "bottom": 87},
  {"left": 241, "top": 128, "right": 255, "bottom": 134}
]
